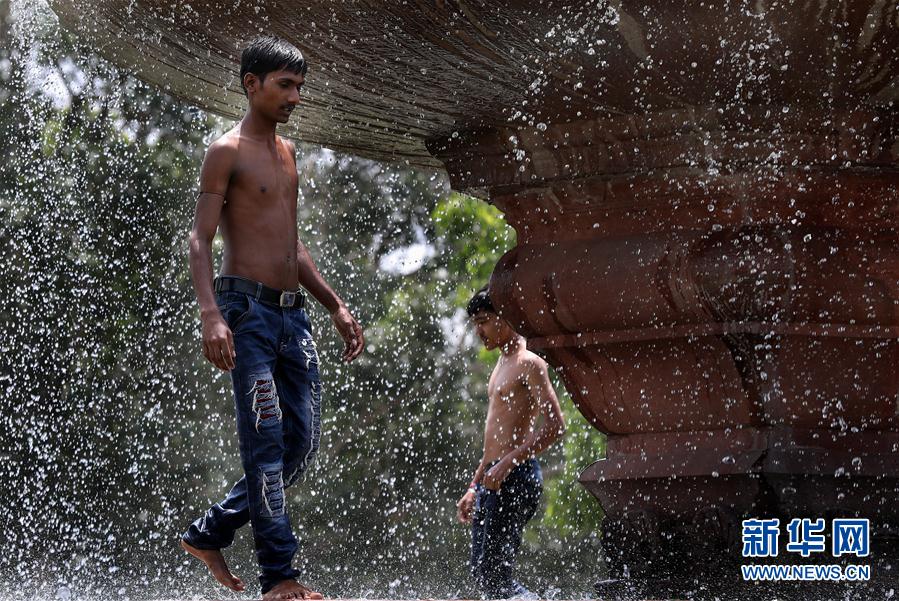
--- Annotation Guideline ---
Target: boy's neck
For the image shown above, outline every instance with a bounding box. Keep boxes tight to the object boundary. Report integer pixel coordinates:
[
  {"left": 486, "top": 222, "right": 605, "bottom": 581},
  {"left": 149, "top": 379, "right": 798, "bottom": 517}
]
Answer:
[
  {"left": 241, "top": 105, "right": 278, "bottom": 141},
  {"left": 499, "top": 334, "right": 525, "bottom": 357}
]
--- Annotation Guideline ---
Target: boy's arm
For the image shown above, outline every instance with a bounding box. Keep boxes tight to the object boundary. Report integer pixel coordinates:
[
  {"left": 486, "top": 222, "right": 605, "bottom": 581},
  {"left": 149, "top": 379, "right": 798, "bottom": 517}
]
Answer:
[
  {"left": 188, "top": 140, "right": 237, "bottom": 371},
  {"left": 295, "top": 238, "right": 364, "bottom": 362},
  {"left": 457, "top": 457, "right": 489, "bottom": 524},
  {"left": 515, "top": 357, "right": 566, "bottom": 460},
  {"left": 296, "top": 238, "right": 341, "bottom": 313},
  {"left": 469, "top": 457, "right": 489, "bottom": 489},
  {"left": 483, "top": 357, "right": 566, "bottom": 489}
]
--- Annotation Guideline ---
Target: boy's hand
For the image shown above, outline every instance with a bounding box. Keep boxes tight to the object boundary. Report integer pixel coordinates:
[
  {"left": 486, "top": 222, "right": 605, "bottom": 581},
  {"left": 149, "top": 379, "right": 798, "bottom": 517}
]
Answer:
[
  {"left": 331, "top": 306, "right": 364, "bottom": 362},
  {"left": 201, "top": 312, "right": 236, "bottom": 371},
  {"left": 483, "top": 457, "right": 515, "bottom": 491},
  {"left": 456, "top": 489, "right": 477, "bottom": 524}
]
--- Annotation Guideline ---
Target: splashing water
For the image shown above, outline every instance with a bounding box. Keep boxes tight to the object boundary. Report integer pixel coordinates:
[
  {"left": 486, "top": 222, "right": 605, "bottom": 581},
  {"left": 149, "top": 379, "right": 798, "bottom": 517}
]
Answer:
[{"left": 0, "top": 1, "right": 604, "bottom": 599}]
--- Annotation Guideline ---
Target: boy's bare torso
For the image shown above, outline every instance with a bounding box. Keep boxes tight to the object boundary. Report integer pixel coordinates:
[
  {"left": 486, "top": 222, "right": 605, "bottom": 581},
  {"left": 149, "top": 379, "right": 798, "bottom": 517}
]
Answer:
[
  {"left": 483, "top": 348, "right": 541, "bottom": 464},
  {"left": 217, "top": 128, "right": 299, "bottom": 290}
]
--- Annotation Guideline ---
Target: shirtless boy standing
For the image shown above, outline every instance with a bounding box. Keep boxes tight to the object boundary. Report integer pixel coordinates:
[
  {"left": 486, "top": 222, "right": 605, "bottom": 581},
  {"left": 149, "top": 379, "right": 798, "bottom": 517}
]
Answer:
[
  {"left": 181, "top": 36, "right": 364, "bottom": 600},
  {"left": 456, "top": 287, "right": 566, "bottom": 599}
]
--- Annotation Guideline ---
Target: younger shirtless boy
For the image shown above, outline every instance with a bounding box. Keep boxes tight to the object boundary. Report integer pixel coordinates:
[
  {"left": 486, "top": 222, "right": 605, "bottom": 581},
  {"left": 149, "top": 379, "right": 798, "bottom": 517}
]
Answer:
[{"left": 456, "top": 287, "right": 566, "bottom": 599}]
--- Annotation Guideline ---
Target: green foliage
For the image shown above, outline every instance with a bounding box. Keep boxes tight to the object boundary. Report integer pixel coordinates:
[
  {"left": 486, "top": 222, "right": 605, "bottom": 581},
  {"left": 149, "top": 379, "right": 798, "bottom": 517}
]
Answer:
[
  {"left": 431, "top": 192, "right": 516, "bottom": 301},
  {"left": 541, "top": 393, "right": 606, "bottom": 536}
]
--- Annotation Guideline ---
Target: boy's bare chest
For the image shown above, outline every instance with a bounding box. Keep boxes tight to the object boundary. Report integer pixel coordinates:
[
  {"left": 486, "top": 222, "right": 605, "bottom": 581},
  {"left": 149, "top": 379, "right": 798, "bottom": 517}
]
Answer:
[
  {"left": 234, "top": 159, "right": 297, "bottom": 199},
  {"left": 230, "top": 141, "right": 298, "bottom": 202},
  {"left": 487, "top": 364, "right": 525, "bottom": 405}
]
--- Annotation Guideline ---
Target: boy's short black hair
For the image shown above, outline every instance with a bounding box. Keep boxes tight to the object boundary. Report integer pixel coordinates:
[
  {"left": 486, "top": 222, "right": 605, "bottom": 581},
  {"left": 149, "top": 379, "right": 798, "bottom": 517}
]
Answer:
[
  {"left": 240, "top": 35, "right": 307, "bottom": 95},
  {"left": 467, "top": 285, "right": 495, "bottom": 317}
]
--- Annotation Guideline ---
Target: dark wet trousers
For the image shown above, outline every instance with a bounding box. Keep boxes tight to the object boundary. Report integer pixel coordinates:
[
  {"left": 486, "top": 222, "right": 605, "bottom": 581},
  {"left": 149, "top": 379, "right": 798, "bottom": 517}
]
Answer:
[
  {"left": 182, "top": 279, "right": 322, "bottom": 593},
  {"left": 470, "top": 459, "right": 543, "bottom": 599}
]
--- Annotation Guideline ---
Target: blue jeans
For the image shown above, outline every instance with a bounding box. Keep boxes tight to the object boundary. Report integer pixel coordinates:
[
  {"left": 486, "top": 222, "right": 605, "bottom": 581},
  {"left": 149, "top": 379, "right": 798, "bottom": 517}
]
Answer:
[
  {"left": 183, "top": 281, "right": 322, "bottom": 593},
  {"left": 470, "top": 459, "right": 543, "bottom": 598}
]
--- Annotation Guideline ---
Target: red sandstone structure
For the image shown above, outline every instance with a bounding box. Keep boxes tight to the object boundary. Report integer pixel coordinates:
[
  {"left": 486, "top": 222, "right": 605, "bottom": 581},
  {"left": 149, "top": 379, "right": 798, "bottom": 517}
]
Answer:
[{"left": 52, "top": 0, "right": 899, "bottom": 592}]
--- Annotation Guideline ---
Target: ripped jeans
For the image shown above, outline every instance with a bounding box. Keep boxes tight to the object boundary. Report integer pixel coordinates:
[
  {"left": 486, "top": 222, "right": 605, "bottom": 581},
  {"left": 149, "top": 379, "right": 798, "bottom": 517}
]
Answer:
[{"left": 183, "top": 280, "right": 322, "bottom": 593}]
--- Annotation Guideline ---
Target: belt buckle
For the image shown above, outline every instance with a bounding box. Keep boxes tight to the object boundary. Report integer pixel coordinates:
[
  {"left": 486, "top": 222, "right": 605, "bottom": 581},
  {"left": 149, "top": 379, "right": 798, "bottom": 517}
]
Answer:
[{"left": 279, "top": 291, "right": 296, "bottom": 307}]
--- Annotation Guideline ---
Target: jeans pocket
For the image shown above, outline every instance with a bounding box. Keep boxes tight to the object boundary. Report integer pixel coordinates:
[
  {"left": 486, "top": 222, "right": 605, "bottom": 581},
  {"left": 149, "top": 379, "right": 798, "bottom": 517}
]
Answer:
[
  {"left": 295, "top": 308, "right": 313, "bottom": 336},
  {"left": 217, "top": 294, "right": 254, "bottom": 332}
]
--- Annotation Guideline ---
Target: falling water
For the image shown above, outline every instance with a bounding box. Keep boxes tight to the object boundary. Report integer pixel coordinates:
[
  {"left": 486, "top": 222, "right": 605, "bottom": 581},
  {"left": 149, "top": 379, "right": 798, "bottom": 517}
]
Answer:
[{"left": 0, "top": 1, "right": 603, "bottom": 599}]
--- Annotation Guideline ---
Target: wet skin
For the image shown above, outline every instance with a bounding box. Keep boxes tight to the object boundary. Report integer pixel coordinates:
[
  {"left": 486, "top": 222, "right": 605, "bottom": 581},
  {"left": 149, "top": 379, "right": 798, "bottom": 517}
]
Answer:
[
  {"left": 456, "top": 311, "right": 566, "bottom": 524},
  {"left": 189, "top": 68, "right": 364, "bottom": 373},
  {"left": 180, "top": 539, "right": 245, "bottom": 592},
  {"left": 264, "top": 579, "right": 325, "bottom": 601},
  {"left": 216, "top": 121, "right": 301, "bottom": 292},
  {"left": 181, "top": 539, "right": 323, "bottom": 599},
  {"left": 482, "top": 348, "right": 540, "bottom": 464},
  {"left": 186, "top": 67, "right": 362, "bottom": 597}
]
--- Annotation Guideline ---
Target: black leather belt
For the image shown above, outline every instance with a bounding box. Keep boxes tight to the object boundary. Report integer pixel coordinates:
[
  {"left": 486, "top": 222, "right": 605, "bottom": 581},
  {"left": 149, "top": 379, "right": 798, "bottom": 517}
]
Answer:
[{"left": 214, "top": 276, "right": 306, "bottom": 308}]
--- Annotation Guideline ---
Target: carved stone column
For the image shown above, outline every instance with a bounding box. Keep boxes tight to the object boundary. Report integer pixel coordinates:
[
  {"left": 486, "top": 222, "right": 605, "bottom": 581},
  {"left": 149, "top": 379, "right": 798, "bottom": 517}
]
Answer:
[{"left": 431, "top": 104, "right": 899, "bottom": 588}]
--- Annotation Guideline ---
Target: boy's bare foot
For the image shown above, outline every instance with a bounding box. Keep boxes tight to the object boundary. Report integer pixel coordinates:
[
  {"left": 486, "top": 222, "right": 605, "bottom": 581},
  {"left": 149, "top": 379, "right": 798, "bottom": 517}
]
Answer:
[
  {"left": 180, "top": 538, "right": 245, "bottom": 592},
  {"left": 262, "top": 579, "right": 324, "bottom": 600}
]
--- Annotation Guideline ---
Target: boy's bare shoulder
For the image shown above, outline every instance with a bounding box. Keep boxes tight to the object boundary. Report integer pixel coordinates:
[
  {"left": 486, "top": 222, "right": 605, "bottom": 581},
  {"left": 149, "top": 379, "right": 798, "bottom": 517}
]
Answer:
[
  {"left": 205, "top": 129, "right": 241, "bottom": 159},
  {"left": 520, "top": 348, "right": 545, "bottom": 364},
  {"left": 278, "top": 135, "right": 297, "bottom": 155},
  {"left": 199, "top": 130, "right": 240, "bottom": 190},
  {"left": 517, "top": 349, "right": 548, "bottom": 374}
]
